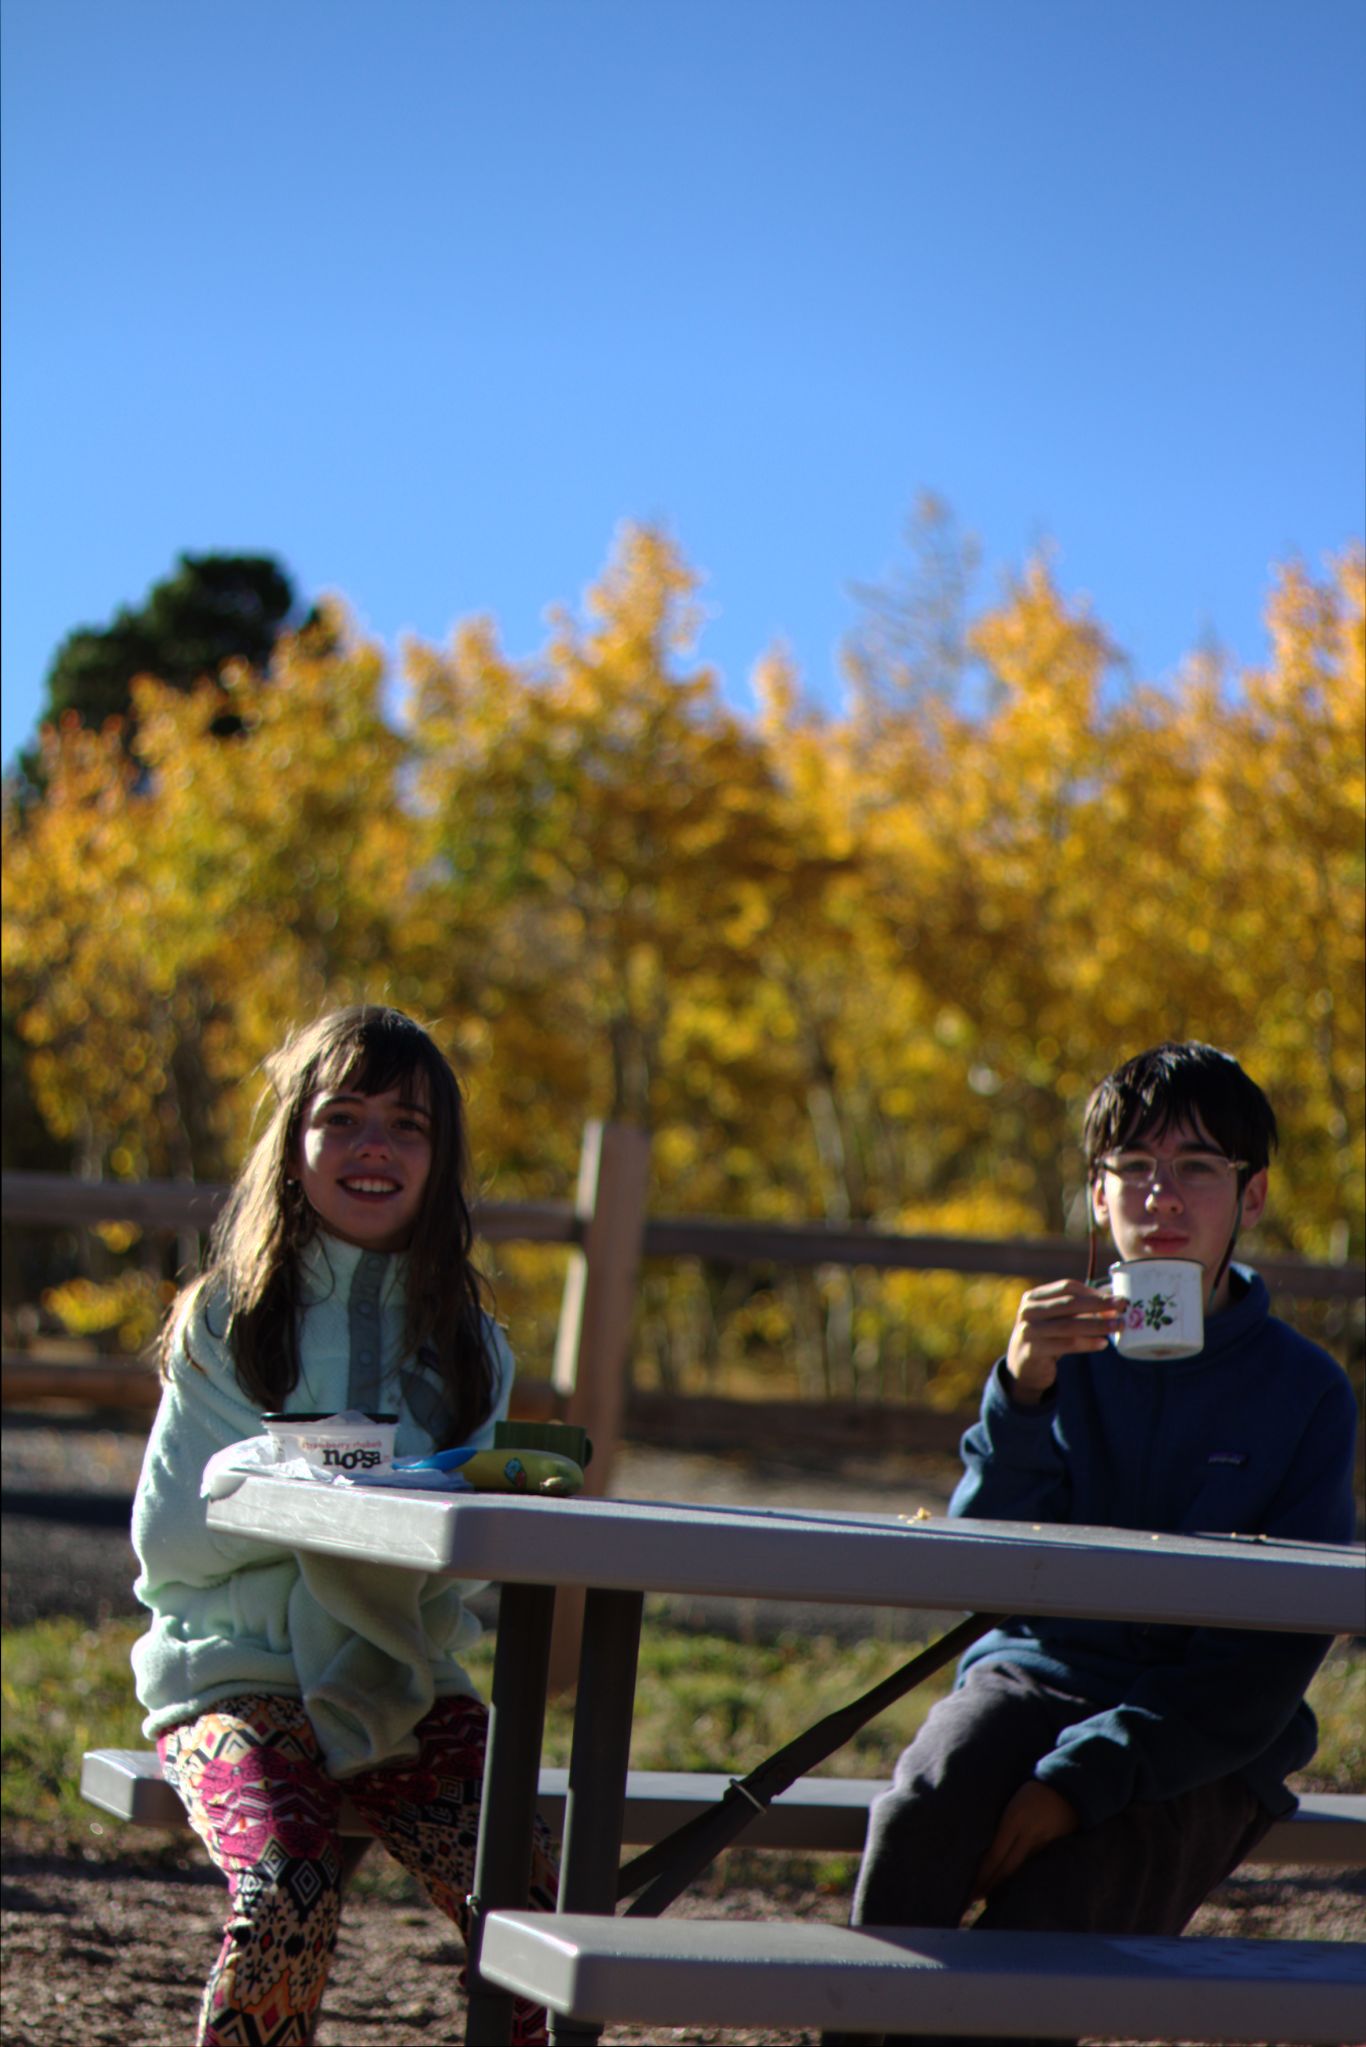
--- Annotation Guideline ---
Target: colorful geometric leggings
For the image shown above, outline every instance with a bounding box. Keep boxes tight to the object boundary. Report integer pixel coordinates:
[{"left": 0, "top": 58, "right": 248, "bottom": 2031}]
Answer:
[{"left": 158, "top": 1691, "right": 558, "bottom": 2047}]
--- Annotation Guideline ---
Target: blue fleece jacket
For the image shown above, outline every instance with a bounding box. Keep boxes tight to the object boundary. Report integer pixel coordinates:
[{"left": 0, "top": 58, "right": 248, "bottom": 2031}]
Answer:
[{"left": 951, "top": 1267, "right": 1358, "bottom": 1830}]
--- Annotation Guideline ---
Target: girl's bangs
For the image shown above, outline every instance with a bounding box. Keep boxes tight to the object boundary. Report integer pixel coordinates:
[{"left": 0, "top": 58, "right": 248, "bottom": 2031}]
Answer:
[{"left": 311, "top": 1024, "right": 438, "bottom": 1110}]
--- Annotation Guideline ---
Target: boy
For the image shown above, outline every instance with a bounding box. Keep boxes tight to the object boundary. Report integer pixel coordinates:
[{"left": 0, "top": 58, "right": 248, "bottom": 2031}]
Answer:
[{"left": 847, "top": 1042, "right": 1357, "bottom": 2045}]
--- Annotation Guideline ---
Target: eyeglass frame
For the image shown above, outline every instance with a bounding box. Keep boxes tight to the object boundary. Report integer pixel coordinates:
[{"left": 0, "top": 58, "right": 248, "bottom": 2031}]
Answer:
[{"left": 1095, "top": 1149, "right": 1250, "bottom": 1193}]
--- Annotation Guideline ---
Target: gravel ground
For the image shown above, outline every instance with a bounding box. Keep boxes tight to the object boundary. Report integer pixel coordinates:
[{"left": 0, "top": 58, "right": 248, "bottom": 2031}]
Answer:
[
  {"left": 2, "top": 1415, "right": 149, "bottom": 1629},
  {"left": 3, "top": 1847, "right": 1362, "bottom": 2047},
  {"left": 3, "top": 1414, "right": 1362, "bottom": 2047}
]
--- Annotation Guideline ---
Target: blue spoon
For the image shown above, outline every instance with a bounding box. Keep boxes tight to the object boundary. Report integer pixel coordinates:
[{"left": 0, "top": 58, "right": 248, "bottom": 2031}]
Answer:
[{"left": 392, "top": 1445, "right": 480, "bottom": 1472}]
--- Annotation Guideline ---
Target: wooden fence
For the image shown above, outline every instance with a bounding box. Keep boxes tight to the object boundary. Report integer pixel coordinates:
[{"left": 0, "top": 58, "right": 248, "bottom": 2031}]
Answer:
[
  {"left": 5, "top": 1135, "right": 1361, "bottom": 1456},
  {"left": 5, "top": 1138, "right": 1361, "bottom": 1683},
  {"left": 2, "top": 1131, "right": 643, "bottom": 1454}
]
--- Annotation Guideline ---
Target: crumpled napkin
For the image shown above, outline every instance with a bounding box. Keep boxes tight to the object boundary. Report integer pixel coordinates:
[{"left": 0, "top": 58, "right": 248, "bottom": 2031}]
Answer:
[{"left": 201, "top": 1433, "right": 337, "bottom": 1500}]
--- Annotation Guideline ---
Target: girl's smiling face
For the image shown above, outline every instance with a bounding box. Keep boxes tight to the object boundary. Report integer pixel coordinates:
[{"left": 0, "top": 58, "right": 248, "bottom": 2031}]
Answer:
[{"left": 295, "top": 1085, "right": 433, "bottom": 1252}]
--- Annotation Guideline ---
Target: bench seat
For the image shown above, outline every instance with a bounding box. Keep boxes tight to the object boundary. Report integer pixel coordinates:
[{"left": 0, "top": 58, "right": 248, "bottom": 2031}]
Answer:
[
  {"left": 80, "top": 1749, "right": 1366, "bottom": 1866},
  {"left": 479, "top": 1909, "right": 1366, "bottom": 2043}
]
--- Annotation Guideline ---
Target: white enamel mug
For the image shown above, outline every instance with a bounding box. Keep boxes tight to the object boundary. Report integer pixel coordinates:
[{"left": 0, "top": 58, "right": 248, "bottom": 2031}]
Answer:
[{"left": 1108, "top": 1258, "right": 1205, "bottom": 1359}]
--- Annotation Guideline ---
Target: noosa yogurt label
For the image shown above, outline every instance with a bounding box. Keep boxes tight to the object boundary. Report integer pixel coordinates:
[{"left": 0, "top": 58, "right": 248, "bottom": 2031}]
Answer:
[{"left": 260, "top": 1411, "right": 398, "bottom": 1474}]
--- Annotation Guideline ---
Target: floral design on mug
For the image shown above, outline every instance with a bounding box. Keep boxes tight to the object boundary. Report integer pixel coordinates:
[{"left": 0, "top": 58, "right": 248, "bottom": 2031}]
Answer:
[{"left": 1134, "top": 1291, "right": 1177, "bottom": 1331}]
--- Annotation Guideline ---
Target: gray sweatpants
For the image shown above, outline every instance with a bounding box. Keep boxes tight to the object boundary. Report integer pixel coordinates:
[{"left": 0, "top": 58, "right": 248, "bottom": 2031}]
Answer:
[{"left": 842, "top": 1659, "right": 1274, "bottom": 2047}]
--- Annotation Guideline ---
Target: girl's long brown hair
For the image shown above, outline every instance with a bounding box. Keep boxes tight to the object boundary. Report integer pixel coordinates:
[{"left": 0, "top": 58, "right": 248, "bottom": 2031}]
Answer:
[{"left": 161, "top": 1006, "right": 497, "bottom": 1447}]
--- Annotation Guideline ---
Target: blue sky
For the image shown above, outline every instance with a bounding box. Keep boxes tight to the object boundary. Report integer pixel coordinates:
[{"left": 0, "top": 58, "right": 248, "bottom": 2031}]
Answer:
[{"left": 3, "top": 0, "right": 1363, "bottom": 769}]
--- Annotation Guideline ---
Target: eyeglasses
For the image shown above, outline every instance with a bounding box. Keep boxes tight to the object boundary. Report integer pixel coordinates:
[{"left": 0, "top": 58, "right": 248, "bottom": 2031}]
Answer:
[{"left": 1099, "top": 1150, "right": 1247, "bottom": 1191}]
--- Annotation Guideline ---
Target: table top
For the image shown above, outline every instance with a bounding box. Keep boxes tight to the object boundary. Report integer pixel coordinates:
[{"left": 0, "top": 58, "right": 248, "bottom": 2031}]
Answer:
[{"left": 205, "top": 1479, "right": 1365, "bottom": 1636}]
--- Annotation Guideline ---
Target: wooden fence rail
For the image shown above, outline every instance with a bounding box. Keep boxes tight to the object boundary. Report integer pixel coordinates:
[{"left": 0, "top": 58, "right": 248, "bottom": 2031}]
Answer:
[
  {"left": 6, "top": 1154, "right": 1359, "bottom": 1457},
  {"left": 6, "top": 1168, "right": 1362, "bottom": 1296},
  {"left": 639, "top": 1217, "right": 1364, "bottom": 1299},
  {"left": 0, "top": 1171, "right": 581, "bottom": 1245}
]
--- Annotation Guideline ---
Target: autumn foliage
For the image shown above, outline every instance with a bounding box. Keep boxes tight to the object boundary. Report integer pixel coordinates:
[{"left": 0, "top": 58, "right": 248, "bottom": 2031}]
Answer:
[{"left": 4, "top": 517, "right": 1362, "bottom": 1403}]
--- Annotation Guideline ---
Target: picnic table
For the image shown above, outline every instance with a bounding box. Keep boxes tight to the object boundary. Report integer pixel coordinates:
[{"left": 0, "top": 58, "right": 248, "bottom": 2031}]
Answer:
[{"left": 205, "top": 1479, "right": 1366, "bottom": 2044}]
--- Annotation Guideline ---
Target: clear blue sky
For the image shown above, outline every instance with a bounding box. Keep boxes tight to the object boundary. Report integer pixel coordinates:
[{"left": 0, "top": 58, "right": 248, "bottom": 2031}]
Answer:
[{"left": 3, "top": 0, "right": 1363, "bottom": 769}]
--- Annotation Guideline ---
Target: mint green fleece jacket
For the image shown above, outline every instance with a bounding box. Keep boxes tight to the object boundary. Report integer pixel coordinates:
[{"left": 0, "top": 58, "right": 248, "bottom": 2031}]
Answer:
[{"left": 131, "top": 1233, "right": 513, "bottom": 1777}]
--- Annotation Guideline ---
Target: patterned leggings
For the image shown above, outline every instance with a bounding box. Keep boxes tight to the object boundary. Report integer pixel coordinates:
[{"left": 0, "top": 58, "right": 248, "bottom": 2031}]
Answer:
[{"left": 158, "top": 1691, "right": 558, "bottom": 2047}]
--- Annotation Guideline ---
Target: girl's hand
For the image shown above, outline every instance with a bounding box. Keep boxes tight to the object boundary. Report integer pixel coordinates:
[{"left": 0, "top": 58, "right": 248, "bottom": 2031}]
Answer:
[
  {"left": 972, "top": 1780, "right": 1079, "bottom": 1897},
  {"left": 1005, "top": 1279, "right": 1123, "bottom": 1402}
]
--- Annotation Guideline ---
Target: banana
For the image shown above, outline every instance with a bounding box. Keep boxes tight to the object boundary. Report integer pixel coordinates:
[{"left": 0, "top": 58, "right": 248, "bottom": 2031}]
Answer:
[{"left": 460, "top": 1448, "right": 585, "bottom": 1496}]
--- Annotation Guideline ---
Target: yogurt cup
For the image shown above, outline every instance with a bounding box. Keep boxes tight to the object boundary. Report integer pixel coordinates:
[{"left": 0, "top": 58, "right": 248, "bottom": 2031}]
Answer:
[{"left": 260, "top": 1411, "right": 398, "bottom": 1474}]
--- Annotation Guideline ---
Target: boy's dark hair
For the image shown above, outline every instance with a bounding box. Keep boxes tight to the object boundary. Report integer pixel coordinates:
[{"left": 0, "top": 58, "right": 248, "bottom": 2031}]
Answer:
[{"left": 1082, "top": 1042, "right": 1278, "bottom": 1188}]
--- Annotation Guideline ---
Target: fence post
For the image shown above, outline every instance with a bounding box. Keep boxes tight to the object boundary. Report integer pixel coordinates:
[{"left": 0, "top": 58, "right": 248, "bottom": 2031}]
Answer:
[{"left": 545, "top": 1120, "right": 652, "bottom": 1693}]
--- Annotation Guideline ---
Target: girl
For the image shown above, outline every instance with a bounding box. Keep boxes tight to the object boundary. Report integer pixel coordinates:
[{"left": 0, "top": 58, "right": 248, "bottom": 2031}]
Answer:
[{"left": 131, "top": 1005, "right": 556, "bottom": 2047}]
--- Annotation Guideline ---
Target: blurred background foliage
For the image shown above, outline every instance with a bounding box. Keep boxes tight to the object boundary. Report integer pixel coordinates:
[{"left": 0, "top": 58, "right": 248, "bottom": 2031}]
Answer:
[{"left": 3, "top": 504, "right": 1362, "bottom": 1406}]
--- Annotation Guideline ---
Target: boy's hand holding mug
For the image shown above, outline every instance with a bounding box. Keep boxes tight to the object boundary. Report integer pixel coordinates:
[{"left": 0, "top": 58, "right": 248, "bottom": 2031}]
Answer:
[{"left": 1005, "top": 1278, "right": 1124, "bottom": 1403}]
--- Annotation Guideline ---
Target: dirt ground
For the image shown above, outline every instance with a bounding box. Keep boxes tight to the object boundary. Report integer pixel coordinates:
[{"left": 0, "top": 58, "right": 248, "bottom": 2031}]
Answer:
[
  {"left": 2, "top": 1844, "right": 1363, "bottom": 2047},
  {"left": 3, "top": 1419, "right": 1363, "bottom": 2046}
]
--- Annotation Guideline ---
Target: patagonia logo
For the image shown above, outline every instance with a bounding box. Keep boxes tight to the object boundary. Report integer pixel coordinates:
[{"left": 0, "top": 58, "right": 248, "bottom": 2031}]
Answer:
[{"left": 1207, "top": 1451, "right": 1249, "bottom": 1467}]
